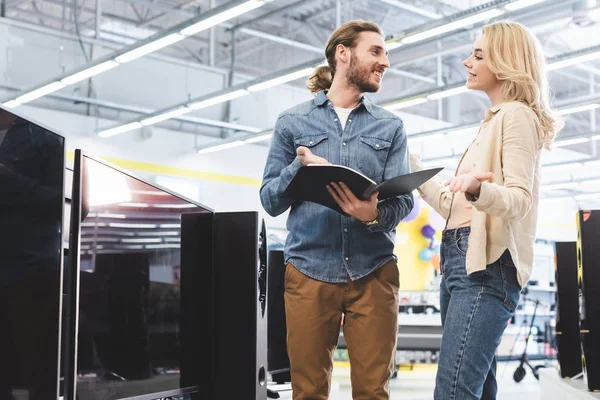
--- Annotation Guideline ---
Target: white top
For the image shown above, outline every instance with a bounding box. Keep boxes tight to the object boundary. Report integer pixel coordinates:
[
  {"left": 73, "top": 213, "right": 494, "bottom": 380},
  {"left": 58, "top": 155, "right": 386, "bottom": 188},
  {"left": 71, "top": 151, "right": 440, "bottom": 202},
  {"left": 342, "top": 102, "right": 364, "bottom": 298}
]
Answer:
[{"left": 334, "top": 106, "right": 354, "bottom": 130}]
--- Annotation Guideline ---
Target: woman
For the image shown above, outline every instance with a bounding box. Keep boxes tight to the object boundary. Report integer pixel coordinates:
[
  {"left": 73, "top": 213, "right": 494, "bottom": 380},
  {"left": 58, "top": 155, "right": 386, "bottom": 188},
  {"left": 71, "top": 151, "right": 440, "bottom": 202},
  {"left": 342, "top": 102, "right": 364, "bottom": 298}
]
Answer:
[{"left": 411, "top": 21, "right": 563, "bottom": 400}]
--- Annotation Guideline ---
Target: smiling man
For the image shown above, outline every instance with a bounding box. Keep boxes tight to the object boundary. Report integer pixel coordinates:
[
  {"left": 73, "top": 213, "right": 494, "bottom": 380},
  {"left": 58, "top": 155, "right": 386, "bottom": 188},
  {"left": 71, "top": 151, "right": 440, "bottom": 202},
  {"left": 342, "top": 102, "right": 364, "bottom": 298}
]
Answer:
[{"left": 260, "top": 20, "right": 414, "bottom": 400}]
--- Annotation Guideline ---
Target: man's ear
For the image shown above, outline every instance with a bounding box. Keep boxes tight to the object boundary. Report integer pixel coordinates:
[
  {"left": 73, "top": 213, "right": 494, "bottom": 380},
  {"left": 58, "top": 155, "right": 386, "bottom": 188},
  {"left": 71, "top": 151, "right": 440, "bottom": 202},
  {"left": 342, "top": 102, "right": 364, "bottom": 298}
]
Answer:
[{"left": 336, "top": 44, "right": 350, "bottom": 65}]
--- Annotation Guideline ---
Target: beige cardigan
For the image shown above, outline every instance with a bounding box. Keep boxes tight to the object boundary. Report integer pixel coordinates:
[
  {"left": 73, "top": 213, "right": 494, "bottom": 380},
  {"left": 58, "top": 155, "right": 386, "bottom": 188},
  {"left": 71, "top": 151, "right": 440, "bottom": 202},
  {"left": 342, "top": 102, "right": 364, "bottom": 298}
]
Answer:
[{"left": 412, "top": 101, "right": 543, "bottom": 287}]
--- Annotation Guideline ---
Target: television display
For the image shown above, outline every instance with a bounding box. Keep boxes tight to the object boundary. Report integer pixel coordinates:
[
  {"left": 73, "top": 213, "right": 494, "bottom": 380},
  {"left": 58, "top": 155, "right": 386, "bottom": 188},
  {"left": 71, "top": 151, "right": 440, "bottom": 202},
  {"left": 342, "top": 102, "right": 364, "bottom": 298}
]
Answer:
[
  {"left": 0, "top": 106, "right": 65, "bottom": 399},
  {"left": 66, "top": 150, "right": 212, "bottom": 400}
]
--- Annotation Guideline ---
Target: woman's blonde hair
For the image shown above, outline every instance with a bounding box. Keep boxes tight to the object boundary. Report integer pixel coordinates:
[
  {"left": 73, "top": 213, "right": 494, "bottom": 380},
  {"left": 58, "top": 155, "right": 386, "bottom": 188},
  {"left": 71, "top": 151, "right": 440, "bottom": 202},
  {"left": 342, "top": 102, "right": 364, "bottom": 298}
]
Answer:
[
  {"left": 307, "top": 20, "right": 384, "bottom": 93},
  {"left": 482, "top": 21, "right": 564, "bottom": 149}
]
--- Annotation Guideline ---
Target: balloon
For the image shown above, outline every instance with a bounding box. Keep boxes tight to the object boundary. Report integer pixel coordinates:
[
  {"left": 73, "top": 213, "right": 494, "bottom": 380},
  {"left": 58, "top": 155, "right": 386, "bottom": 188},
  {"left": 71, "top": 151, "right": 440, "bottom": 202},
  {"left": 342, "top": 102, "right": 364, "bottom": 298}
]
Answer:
[
  {"left": 403, "top": 200, "right": 421, "bottom": 222},
  {"left": 428, "top": 210, "right": 446, "bottom": 231},
  {"left": 419, "top": 248, "right": 434, "bottom": 262},
  {"left": 421, "top": 224, "right": 436, "bottom": 239},
  {"left": 431, "top": 254, "right": 441, "bottom": 271}
]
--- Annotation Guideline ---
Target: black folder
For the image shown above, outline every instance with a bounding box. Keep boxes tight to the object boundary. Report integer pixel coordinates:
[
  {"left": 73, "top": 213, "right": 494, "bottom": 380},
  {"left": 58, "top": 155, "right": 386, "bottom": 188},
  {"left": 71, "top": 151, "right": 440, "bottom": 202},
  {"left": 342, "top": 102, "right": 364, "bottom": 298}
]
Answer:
[{"left": 282, "top": 164, "right": 443, "bottom": 214}]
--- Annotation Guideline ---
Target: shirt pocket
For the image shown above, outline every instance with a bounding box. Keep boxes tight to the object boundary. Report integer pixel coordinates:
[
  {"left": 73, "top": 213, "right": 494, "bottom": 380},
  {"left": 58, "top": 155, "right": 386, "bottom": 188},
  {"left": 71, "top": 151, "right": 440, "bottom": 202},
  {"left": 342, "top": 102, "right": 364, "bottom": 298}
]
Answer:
[
  {"left": 358, "top": 136, "right": 392, "bottom": 182},
  {"left": 294, "top": 134, "right": 329, "bottom": 160}
]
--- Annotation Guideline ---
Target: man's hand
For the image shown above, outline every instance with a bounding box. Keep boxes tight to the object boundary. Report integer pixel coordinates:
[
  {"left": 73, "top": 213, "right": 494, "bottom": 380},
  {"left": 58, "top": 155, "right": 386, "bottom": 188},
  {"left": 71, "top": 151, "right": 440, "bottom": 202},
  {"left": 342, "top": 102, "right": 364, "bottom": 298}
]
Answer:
[
  {"left": 297, "top": 146, "right": 330, "bottom": 166},
  {"left": 445, "top": 172, "right": 494, "bottom": 196},
  {"left": 327, "top": 182, "right": 379, "bottom": 222}
]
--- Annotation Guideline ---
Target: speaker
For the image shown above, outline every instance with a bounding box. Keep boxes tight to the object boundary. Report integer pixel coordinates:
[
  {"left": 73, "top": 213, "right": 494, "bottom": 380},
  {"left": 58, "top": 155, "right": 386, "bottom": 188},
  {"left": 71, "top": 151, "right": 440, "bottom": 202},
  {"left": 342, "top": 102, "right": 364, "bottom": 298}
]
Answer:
[
  {"left": 267, "top": 249, "right": 291, "bottom": 383},
  {"left": 576, "top": 210, "right": 600, "bottom": 391},
  {"left": 554, "top": 241, "right": 582, "bottom": 378},
  {"left": 213, "top": 211, "right": 267, "bottom": 399}
]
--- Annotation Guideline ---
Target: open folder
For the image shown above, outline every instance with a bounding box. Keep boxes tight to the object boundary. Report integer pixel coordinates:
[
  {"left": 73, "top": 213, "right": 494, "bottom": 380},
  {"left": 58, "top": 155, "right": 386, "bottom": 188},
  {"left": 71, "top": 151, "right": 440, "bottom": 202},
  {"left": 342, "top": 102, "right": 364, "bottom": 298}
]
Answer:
[{"left": 282, "top": 164, "right": 443, "bottom": 214}]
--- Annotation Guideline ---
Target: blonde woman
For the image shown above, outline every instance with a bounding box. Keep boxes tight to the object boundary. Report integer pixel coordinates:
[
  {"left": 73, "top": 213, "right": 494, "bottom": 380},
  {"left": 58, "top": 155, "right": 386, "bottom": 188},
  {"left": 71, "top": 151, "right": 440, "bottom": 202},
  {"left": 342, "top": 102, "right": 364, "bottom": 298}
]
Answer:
[{"left": 411, "top": 21, "right": 563, "bottom": 400}]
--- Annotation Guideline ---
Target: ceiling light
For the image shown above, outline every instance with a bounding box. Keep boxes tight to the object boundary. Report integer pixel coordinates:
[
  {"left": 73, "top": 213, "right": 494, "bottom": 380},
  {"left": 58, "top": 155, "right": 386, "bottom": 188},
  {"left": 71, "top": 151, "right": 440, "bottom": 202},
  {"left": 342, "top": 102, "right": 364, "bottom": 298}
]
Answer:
[
  {"left": 401, "top": 9, "right": 505, "bottom": 44},
  {"left": 505, "top": 0, "right": 546, "bottom": 11},
  {"left": 61, "top": 61, "right": 120, "bottom": 85},
  {"left": 197, "top": 140, "right": 245, "bottom": 154},
  {"left": 384, "top": 97, "right": 428, "bottom": 110},
  {"left": 97, "top": 121, "right": 143, "bottom": 138},
  {"left": 188, "top": 90, "right": 249, "bottom": 110},
  {"left": 115, "top": 33, "right": 186, "bottom": 63}
]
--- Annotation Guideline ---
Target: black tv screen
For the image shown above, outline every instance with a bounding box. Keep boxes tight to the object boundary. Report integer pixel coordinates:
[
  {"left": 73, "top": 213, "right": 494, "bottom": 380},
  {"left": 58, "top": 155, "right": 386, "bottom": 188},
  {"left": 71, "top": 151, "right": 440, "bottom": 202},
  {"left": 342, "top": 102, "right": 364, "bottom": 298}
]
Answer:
[
  {"left": 67, "top": 151, "right": 212, "bottom": 400},
  {"left": 0, "top": 106, "right": 65, "bottom": 398}
]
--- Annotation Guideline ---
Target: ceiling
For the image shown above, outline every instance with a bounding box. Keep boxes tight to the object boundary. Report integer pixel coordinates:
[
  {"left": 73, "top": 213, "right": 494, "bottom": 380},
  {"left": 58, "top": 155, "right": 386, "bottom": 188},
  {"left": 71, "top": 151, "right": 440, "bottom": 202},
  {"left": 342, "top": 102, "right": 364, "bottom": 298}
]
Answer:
[{"left": 3, "top": 0, "right": 600, "bottom": 205}]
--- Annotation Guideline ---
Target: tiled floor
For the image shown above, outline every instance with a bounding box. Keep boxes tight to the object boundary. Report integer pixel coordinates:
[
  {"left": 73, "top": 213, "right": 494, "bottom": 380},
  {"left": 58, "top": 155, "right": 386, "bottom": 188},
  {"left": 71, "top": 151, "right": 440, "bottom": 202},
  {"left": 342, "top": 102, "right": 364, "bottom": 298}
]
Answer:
[{"left": 274, "top": 361, "right": 548, "bottom": 399}]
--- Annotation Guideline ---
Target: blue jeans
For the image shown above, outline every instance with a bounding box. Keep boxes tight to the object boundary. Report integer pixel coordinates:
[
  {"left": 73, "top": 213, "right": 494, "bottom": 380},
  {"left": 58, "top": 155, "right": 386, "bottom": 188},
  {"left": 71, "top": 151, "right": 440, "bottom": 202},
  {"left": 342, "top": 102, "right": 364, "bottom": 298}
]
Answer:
[{"left": 435, "top": 227, "right": 521, "bottom": 400}]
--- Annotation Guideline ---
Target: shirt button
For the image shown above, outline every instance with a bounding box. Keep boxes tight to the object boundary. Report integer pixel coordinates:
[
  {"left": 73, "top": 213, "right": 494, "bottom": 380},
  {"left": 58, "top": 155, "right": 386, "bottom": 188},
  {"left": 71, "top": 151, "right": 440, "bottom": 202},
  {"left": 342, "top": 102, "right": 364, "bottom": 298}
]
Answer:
[
  {"left": 344, "top": 228, "right": 348, "bottom": 232},
  {"left": 334, "top": 118, "right": 338, "bottom": 122},
  {"left": 309, "top": 141, "right": 313, "bottom": 145},
  {"left": 375, "top": 144, "right": 380, "bottom": 148},
  {"left": 348, "top": 119, "right": 352, "bottom": 123},
  {"left": 345, "top": 257, "right": 349, "bottom": 261},
  {"left": 343, "top": 142, "right": 347, "bottom": 146}
]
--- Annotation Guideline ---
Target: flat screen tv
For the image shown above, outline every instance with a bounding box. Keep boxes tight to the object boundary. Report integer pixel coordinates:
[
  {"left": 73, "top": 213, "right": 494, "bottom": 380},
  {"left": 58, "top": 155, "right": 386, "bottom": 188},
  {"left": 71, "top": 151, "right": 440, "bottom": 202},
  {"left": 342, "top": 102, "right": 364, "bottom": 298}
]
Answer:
[
  {"left": 0, "top": 105, "right": 65, "bottom": 399},
  {"left": 65, "top": 150, "right": 212, "bottom": 400}
]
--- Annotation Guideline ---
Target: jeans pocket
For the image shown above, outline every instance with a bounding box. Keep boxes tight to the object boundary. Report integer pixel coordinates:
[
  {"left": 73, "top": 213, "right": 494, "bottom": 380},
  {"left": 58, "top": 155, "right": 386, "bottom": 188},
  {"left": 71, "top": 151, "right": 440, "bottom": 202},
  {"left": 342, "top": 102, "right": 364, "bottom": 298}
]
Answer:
[{"left": 453, "top": 231, "right": 468, "bottom": 257}]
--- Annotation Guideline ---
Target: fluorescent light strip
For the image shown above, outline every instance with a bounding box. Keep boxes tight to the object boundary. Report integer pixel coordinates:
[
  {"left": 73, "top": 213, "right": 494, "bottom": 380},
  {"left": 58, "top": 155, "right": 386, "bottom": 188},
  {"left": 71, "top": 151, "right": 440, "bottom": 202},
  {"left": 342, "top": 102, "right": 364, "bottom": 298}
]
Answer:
[
  {"left": 181, "top": 0, "right": 265, "bottom": 36},
  {"left": 146, "top": 244, "right": 180, "bottom": 249},
  {"left": 61, "top": 61, "right": 120, "bottom": 85},
  {"left": 141, "top": 107, "right": 192, "bottom": 126},
  {"left": 159, "top": 224, "right": 180, "bottom": 229},
  {"left": 427, "top": 86, "right": 469, "bottom": 100},
  {"left": 2, "top": 100, "right": 20, "bottom": 109},
  {"left": 188, "top": 89, "right": 249, "bottom": 110},
  {"left": 245, "top": 133, "right": 273, "bottom": 143},
  {"left": 14, "top": 81, "right": 66, "bottom": 104},
  {"left": 197, "top": 140, "right": 245, "bottom": 154},
  {"left": 109, "top": 223, "right": 158, "bottom": 229},
  {"left": 504, "top": 0, "right": 546, "bottom": 11},
  {"left": 401, "top": 9, "right": 505, "bottom": 44},
  {"left": 121, "top": 238, "right": 162, "bottom": 243},
  {"left": 408, "top": 133, "right": 446, "bottom": 142},
  {"left": 247, "top": 67, "right": 314, "bottom": 92},
  {"left": 548, "top": 51, "right": 600, "bottom": 71},
  {"left": 542, "top": 182, "right": 580, "bottom": 190},
  {"left": 95, "top": 213, "right": 127, "bottom": 219},
  {"left": 386, "top": 41, "right": 404, "bottom": 51},
  {"left": 541, "top": 162, "right": 583, "bottom": 173},
  {"left": 1, "top": 0, "right": 270, "bottom": 108},
  {"left": 554, "top": 137, "right": 590, "bottom": 147},
  {"left": 384, "top": 97, "right": 428, "bottom": 111},
  {"left": 138, "top": 231, "right": 180, "bottom": 236},
  {"left": 557, "top": 103, "right": 600, "bottom": 115},
  {"left": 98, "top": 121, "right": 143, "bottom": 138},
  {"left": 115, "top": 33, "right": 186, "bottom": 63}
]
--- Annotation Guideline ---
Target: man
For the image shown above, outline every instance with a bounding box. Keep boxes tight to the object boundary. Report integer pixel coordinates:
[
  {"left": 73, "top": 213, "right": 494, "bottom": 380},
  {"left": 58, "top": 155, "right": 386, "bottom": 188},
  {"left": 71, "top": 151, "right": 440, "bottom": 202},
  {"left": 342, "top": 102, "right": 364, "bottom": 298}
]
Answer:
[{"left": 260, "top": 20, "right": 413, "bottom": 400}]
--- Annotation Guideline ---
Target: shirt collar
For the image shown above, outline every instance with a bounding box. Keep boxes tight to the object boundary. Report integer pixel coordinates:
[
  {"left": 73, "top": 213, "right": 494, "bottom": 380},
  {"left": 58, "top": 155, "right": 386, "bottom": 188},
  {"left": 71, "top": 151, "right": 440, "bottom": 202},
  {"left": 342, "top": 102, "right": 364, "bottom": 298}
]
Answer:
[{"left": 313, "top": 90, "right": 374, "bottom": 114}]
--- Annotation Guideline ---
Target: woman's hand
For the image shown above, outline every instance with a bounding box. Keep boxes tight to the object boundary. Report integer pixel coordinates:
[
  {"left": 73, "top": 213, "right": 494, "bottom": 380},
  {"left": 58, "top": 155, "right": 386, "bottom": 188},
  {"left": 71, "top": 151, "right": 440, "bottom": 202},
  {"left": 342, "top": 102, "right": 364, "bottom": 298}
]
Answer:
[{"left": 445, "top": 172, "right": 494, "bottom": 196}]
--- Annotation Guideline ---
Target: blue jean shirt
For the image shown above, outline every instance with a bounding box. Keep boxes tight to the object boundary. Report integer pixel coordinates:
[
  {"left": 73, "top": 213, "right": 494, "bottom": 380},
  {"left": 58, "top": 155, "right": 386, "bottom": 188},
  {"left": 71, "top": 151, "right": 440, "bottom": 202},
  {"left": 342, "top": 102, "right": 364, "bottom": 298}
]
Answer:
[{"left": 260, "top": 91, "right": 414, "bottom": 283}]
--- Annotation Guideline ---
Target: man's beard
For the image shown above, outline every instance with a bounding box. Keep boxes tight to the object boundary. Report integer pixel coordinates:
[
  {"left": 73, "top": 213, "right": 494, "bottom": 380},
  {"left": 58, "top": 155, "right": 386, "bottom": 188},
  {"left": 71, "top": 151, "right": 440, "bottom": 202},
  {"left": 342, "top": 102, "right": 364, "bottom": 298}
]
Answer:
[{"left": 347, "top": 55, "right": 380, "bottom": 93}]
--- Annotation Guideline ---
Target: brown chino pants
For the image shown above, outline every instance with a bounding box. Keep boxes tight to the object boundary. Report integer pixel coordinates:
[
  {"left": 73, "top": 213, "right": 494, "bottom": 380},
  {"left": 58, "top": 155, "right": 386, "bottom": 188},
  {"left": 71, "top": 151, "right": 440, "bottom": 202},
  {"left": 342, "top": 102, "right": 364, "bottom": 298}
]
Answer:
[{"left": 284, "top": 260, "right": 399, "bottom": 400}]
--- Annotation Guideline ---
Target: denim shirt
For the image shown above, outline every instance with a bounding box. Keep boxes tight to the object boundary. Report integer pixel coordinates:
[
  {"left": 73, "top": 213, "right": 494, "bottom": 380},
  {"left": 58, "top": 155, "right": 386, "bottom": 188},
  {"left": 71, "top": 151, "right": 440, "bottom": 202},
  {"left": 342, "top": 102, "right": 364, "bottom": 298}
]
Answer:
[{"left": 260, "top": 91, "right": 414, "bottom": 283}]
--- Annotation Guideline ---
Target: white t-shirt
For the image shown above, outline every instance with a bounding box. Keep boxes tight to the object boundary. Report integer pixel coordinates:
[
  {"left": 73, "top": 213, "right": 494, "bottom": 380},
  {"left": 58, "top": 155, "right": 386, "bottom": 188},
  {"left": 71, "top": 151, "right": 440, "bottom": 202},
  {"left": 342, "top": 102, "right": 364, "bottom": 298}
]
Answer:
[{"left": 334, "top": 106, "right": 354, "bottom": 130}]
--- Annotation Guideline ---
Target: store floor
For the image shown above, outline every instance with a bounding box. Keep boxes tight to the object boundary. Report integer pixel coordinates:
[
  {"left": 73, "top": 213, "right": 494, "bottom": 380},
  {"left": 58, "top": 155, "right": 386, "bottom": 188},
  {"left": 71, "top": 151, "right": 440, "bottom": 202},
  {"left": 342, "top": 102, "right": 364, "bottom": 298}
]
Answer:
[{"left": 273, "top": 361, "right": 547, "bottom": 399}]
